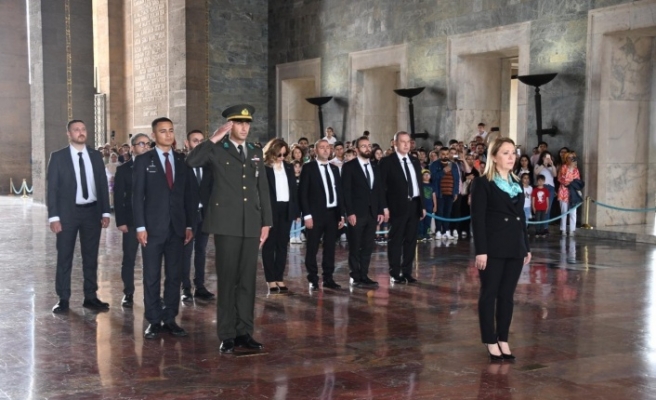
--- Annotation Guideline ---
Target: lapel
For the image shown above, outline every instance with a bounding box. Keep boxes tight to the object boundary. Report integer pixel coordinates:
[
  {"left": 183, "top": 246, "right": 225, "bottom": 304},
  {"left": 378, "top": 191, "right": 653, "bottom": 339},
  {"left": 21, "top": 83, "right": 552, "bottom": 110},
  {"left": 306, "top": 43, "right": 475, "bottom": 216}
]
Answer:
[
  {"left": 491, "top": 181, "right": 521, "bottom": 215},
  {"left": 313, "top": 161, "right": 328, "bottom": 199},
  {"left": 150, "top": 150, "right": 169, "bottom": 189},
  {"left": 64, "top": 147, "right": 77, "bottom": 190},
  {"left": 173, "top": 153, "right": 185, "bottom": 190}
]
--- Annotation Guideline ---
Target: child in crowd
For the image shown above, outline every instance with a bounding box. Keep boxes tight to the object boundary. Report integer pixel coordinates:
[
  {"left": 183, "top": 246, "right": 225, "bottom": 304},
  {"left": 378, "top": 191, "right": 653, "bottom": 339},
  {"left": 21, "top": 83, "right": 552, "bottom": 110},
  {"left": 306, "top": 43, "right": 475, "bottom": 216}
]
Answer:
[
  {"left": 532, "top": 174, "right": 550, "bottom": 237},
  {"left": 419, "top": 170, "right": 437, "bottom": 241},
  {"left": 290, "top": 160, "right": 303, "bottom": 244},
  {"left": 343, "top": 149, "right": 357, "bottom": 162},
  {"left": 521, "top": 173, "right": 532, "bottom": 227}
]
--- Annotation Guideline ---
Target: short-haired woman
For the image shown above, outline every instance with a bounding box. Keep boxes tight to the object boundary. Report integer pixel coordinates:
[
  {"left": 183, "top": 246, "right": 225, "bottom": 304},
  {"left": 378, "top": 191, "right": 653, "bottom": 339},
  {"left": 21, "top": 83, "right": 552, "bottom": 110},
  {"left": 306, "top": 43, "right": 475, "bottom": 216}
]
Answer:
[
  {"left": 471, "top": 137, "right": 531, "bottom": 361},
  {"left": 262, "top": 139, "right": 298, "bottom": 293}
]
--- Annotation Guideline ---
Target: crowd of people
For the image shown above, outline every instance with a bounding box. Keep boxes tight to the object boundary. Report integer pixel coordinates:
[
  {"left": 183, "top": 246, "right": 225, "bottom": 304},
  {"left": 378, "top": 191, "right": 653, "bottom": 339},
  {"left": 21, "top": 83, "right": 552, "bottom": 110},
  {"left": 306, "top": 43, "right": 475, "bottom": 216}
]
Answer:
[{"left": 48, "top": 111, "right": 581, "bottom": 359}]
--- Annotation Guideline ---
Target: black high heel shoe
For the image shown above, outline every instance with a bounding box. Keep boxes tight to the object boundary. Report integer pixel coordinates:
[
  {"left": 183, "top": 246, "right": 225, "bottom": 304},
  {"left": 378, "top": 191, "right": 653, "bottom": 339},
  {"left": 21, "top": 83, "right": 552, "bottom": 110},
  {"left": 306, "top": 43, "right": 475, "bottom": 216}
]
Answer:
[
  {"left": 498, "top": 342, "right": 516, "bottom": 360},
  {"left": 485, "top": 344, "right": 504, "bottom": 361}
]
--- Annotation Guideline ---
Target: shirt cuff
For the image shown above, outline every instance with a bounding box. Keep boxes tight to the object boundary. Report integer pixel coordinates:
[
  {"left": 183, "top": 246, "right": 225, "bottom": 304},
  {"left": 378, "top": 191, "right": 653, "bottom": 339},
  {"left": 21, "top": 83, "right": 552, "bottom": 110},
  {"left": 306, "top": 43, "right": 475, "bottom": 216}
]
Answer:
[
  {"left": 48, "top": 216, "right": 60, "bottom": 223},
  {"left": 186, "top": 227, "right": 192, "bottom": 230},
  {"left": 102, "top": 213, "right": 111, "bottom": 218},
  {"left": 136, "top": 227, "right": 146, "bottom": 232},
  {"left": 304, "top": 215, "right": 312, "bottom": 220}
]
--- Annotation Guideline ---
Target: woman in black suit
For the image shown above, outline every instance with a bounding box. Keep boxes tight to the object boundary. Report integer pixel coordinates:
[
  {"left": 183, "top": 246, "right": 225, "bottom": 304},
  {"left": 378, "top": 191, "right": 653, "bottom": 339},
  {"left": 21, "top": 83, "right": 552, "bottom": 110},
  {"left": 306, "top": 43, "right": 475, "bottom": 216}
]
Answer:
[
  {"left": 262, "top": 138, "right": 298, "bottom": 293},
  {"left": 471, "top": 137, "right": 531, "bottom": 361}
]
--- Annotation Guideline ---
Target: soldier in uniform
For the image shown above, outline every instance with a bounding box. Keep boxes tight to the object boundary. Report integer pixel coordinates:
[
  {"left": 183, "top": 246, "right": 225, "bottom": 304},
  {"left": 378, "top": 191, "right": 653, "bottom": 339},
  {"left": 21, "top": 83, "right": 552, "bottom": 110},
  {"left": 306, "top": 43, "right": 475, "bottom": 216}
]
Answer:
[{"left": 186, "top": 104, "right": 273, "bottom": 354}]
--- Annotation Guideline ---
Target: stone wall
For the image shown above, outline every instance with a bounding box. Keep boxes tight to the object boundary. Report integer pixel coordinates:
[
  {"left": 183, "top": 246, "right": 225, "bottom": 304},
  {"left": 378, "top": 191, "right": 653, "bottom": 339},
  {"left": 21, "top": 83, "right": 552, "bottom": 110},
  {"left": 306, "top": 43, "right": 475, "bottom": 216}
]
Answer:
[
  {"left": 0, "top": 0, "right": 32, "bottom": 194},
  {"left": 268, "top": 0, "right": 636, "bottom": 154},
  {"left": 209, "top": 0, "right": 268, "bottom": 141}
]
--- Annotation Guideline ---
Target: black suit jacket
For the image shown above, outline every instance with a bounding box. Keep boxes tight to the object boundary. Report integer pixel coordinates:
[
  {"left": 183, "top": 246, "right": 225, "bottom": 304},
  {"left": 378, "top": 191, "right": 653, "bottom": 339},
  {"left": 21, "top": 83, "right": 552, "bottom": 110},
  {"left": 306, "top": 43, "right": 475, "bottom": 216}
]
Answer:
[
  {"left": 341, "top": 158, "right": 385, "bottom": 218},
  {"left": 470, "top": 176, "right": 530, "bottom": 258},
  {"left": 378, "top": 153, "right": 423, "bottom": 218},
  {"left": 188, "top": 165, "right": 213, "bottom": 219},
  {"left": 298, "top": 160, "right": 343, "bottom": 223},
  {"left": 265, "top": 162, "right": 299, "bottom": 219},
  {"left": 132, "top": 149, "right": 196, "bottom": 238},
  {"left": 114, "top": 159, "right": 134, "bottom": 227},
  {"left": 46, "top": 146, "right": 110, "bottom": 222}
]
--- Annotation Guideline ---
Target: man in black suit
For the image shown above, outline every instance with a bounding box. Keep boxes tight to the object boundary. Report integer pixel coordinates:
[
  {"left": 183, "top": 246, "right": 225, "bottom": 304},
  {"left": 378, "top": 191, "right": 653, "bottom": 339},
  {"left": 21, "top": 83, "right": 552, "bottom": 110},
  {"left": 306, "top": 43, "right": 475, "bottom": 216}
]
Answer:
[
  {"left": 114, "top": 133, "right": 151, "bottom": 307},
  {"left": 133, "top": 117, "right": 196, "bottom": 339},
  {"left": 299, "top": 138, "right": 345, "bottom": 290},
  {"left": 47, "top": 120, "right": 112, "bottom": 313},
  {"left": 181, "top": 129, "right": 215, "bottom": 301},
  {"left": 379, "top": 131, "right": 425, "bottom": 284},
  {"left": 342, "top": 136, "right": 385, "bottom": 288}
]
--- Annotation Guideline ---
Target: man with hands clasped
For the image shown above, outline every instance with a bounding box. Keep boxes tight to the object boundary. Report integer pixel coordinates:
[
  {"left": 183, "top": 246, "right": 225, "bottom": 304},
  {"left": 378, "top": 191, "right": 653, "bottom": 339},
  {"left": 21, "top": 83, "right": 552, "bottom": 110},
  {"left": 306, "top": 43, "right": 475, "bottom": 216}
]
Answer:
[
  {"left": 186, "top": 105, "right": 272, "bottom": 354},
  {"left": 470, "top": 137, "right": 531, "bottom": 362}
]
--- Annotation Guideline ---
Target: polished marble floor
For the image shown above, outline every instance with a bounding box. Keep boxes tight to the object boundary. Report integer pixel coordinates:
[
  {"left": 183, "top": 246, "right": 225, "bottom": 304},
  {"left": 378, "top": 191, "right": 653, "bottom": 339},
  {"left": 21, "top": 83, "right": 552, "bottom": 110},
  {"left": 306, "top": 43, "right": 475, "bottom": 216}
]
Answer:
[{"left": 2, "top": 196, "right": 656, "bottom": 399}]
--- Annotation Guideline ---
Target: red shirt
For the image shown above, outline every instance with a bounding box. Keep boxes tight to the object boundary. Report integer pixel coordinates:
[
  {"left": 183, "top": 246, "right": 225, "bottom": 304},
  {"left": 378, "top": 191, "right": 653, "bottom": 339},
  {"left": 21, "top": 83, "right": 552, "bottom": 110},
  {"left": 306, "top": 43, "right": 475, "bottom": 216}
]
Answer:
[{"left": 532, "top": 187, "right": 550, "bottom": 211}]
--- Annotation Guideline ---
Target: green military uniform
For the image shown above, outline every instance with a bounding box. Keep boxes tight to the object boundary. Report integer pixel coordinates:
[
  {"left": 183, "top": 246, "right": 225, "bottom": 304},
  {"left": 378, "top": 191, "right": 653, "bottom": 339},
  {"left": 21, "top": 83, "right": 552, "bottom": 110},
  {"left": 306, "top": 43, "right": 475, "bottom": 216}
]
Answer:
[{"left": 186, "top": 105, "right": 272, "bottom": 341}]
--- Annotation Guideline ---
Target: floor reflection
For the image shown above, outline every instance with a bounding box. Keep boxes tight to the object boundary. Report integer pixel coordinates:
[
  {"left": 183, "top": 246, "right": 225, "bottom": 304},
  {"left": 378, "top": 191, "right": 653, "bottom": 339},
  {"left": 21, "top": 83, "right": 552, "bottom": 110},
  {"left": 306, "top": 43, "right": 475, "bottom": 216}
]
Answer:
[{"left": 3, "top": 197, "right": 656, "bottom": 398}]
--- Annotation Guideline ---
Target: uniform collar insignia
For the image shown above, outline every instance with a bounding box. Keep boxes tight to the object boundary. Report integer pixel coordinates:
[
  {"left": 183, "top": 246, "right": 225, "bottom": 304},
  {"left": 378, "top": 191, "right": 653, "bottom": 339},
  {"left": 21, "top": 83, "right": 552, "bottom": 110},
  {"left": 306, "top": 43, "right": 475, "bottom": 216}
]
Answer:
[
  {"left": 247, "top": 143, "right": 254, "bottom": 150},
  {"left": 223, "top": 142, "right": 229, "bottom": 149}
]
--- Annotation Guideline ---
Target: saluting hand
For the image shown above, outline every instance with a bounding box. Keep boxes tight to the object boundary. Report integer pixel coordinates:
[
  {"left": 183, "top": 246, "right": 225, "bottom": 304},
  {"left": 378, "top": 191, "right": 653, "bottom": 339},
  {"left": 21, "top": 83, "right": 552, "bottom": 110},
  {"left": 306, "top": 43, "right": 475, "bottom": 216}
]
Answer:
[{"left": 210, "top": 121, "right": 233, "bottom": 144}]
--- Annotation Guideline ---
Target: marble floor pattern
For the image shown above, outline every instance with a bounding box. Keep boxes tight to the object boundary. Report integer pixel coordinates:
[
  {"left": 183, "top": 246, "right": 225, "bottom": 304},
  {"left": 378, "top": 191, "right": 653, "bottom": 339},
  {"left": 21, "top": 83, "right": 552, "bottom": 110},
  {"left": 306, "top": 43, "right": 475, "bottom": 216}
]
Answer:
[{"left": 2, "top": 196, "right": 656, "bottom": 399}]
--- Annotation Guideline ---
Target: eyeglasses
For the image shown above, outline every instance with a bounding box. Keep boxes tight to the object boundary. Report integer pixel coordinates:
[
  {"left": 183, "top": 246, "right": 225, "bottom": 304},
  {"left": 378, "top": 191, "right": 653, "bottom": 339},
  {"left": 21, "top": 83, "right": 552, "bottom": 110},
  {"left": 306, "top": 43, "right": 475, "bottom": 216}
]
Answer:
[
  {"left": 134, "top": 142, "right": 149, "bottom": 148},
  {"left": 278, "top": 153, "right": 288, "bottom": 158}
]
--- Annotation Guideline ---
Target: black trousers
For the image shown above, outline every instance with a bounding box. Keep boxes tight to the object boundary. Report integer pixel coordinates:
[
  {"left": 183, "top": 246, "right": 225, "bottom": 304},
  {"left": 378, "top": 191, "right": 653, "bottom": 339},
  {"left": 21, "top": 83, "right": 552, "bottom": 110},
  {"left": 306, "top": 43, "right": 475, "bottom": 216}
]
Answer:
[
  {"left": 304, "top": 208, "right": 339, "bottom": 283},
  {"left": 458, "top": 195, "right": 471, "bottom": 234},
  {"left": 214, "top": 235, "right": 259, "bottom": 340},
  {"left": 478, "top": 257, "right": 524, "bottom": 343},
  {"left": 388, "top": 198, "right": 420, "bottom": 278},
  {"left": 141, "top": 226, "right": 184, "bottom": 325},
  {"left": 55, "top": 205, "right": 102, "bottom": 300},
  {"left": 262, "top": 202, "right": 292, "bottom": 282},
  {"left": 347, "top": 213, "right": 377, "bottom": 281},
  {"left": 182, "top": 210, "right": 210, "bottom": 289},
  {"left": 121, "top": 226, "right": 139, "bottom": 295}
]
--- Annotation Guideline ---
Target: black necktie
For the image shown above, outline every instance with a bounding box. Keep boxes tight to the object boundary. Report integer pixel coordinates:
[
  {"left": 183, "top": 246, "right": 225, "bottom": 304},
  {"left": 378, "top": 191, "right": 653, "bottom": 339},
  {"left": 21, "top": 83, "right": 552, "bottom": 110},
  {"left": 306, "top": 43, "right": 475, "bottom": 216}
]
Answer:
[
  {"left": 238, "top": 144, "right": 245, "bottom": 162},
  {"left": 403, "top": 157, "right": 413, "bottom": 198},
  {"left": 78, "top": 152, "right": 89, "bottom": 200},
  {"left": 195, "top": 167, "right": 202, "bottom": 185},
  {"left": 364, "top": 163, "right": 372, "bottom": 189},
  {"left": 323, "top": 164, "right": 335, "bottom": 204}
]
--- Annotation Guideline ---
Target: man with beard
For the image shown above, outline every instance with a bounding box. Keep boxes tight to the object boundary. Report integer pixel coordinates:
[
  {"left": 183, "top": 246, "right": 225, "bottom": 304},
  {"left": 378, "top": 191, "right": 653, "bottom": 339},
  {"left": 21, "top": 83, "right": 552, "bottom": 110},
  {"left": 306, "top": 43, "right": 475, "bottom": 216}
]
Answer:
[
  {"left": 47, "top": 120, "right": 112, "bottom": 313},
  {"left": 114, "top": 133, "right": 151, "bottom": 307},
  {"left": 341, "top": 136, "right": 385, "bottom": 288},
  {"left": 431, "top": 147, "right": 460, "bottom": 241}
]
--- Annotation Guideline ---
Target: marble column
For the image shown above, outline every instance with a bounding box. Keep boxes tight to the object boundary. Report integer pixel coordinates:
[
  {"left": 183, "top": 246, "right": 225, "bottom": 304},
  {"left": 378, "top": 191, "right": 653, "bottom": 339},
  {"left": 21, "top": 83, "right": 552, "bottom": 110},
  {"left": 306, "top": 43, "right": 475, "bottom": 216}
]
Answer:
[
  {"left": 29, "top": 0, "right": 95, "bottom": 203},
  {"left": 0, "top": 0, "right": 31, "bottom": 194}
]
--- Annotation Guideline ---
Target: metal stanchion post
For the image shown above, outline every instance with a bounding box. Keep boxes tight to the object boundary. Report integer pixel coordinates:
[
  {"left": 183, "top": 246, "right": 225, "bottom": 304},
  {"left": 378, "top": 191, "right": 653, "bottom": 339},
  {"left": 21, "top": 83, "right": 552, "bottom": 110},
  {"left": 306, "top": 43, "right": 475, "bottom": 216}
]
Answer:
[
  {"left": 21, "top": 179, "right": 28, "bottom": 198},
  {"left": 581, "top": 196, "right": 593, "bottom": 229},
  {"left": 9, "top": 178, "right": 13, "bottom": 195}
]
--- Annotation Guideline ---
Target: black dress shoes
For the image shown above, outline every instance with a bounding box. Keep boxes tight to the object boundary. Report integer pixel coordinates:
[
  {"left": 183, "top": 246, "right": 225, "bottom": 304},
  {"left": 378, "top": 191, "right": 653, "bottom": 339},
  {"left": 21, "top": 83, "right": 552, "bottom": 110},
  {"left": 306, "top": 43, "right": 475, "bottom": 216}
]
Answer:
[
  {"left": 83, "top": 298, "right": 110, "bottom": 311},
  {"left": 181, "top": 288, "right": 193, "bottom": 302},
  {"left": 121, "top": 294, "right": 133, "bottom": 307},
  {"left": 220, "top": 339, "right": 235, "bottom": 353},
  {"left": 194, "top": 287, "right": 215, "bottom": 300},
  {"left": 391, "top": 275, "right": 407, "bottom": 284},
  {"left": 405, "top": 276, "right": 418, "bottom": 284},
  {"left": 52, "top": 299, "right": 69, "bottom": 313},
  {"left": 144, "top": 323, "right": 161, "bottom": 339},
  {"left": 309, "top": 281, "right": 319, "bottom": 291},
  {"left": 162, "top": 320, "right": 188, "bottom": 337},
  {"left": 323, "top": 280, "right": 342, "bottom": 289},
  {"left": 235, "top": 333, "right": 264, "bottom": 350},
  {"left": 362, "top": 277, "right": 379, "bottom": 286}
]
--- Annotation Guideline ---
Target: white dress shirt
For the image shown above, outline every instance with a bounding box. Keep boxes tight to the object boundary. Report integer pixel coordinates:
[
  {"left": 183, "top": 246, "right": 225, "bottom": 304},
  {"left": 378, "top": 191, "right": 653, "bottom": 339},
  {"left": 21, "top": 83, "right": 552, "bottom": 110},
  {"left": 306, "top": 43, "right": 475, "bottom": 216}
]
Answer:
[
  {"left": 357, "top": 156, "right": 374, "bottom": 189},
  {"left": 155, "top": 146, "right": 175, "bottom": 183},
  {"left": 304, "top": 161, "right": 338, "bottom": 220},
  {"left": 273, "top": 165, "right": 290, "bottom": 202},
  {"left": 229, "top": 139, "right": 247, "bottom": 159},
  {"left": 396, "top": 151, "right": 420, "bottom": 198},
  {"left": 193, "top": 167, "right": 203, "bottom": 208}
]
